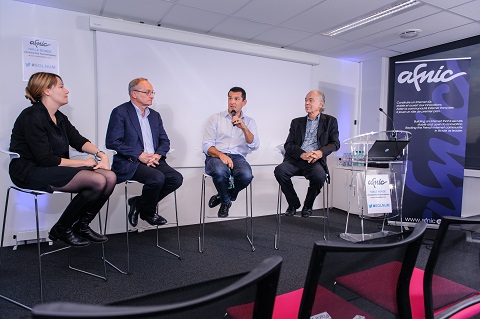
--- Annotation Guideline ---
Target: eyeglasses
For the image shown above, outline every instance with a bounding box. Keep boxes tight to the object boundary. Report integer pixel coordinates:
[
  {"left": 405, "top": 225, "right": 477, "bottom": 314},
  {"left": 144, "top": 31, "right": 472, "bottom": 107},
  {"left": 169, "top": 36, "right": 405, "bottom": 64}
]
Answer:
[{"left": 134, "top": 90, "right": 156, "bottom": 96}]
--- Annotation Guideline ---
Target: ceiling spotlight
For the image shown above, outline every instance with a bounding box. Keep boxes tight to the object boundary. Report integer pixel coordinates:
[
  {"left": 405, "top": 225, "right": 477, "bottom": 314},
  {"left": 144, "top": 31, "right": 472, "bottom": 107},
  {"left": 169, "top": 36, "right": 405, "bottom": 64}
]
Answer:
[
  {"left": 400, "top": 29, "right": 421, "bottom": 38},
  {"left": 323, "top": 0, "right": 420, "bottom": 36}
]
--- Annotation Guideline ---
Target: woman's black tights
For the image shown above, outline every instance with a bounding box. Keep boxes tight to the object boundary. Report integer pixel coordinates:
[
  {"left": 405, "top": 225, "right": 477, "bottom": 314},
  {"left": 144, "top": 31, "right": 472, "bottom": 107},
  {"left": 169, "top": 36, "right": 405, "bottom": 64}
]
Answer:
[{"left": 51, "top": 169, "right": 116, "bottom": 229}]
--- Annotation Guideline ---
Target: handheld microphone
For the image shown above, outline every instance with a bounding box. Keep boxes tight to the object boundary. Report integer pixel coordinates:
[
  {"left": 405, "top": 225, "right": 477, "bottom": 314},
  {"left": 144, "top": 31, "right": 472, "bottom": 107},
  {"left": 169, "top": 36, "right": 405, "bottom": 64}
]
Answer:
[
  {"left": 379, "top": 108, "right": 397, "bottom": 139},
  {"left": 231, "top": 110, "right": 237, "bottom": 126}
]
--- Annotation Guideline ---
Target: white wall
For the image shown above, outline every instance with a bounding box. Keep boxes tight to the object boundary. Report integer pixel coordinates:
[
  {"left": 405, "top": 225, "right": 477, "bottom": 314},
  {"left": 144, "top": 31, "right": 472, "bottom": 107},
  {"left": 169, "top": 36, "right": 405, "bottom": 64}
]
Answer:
[
  {"left": 0, "top": 0, "right": 361, "bottom": 247},
  {"left": 312, "top": 57, "right": 360, "bottom": 152},
  {"left": 359, "top": 57, "right": 389, "bottom": 134},
  {"left": 0, "top": 1, "right": 97, "bottom": 246},
  {"left": 94, "top": 31, "right": 313, "bottom": 168}
]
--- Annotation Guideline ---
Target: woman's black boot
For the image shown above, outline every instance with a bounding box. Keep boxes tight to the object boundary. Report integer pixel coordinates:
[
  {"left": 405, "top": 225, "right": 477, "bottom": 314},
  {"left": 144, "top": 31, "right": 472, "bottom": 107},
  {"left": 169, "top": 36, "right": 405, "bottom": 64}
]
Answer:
[
  {"left": 72, "top": 215, "right": 108, "bottom": 243},
  {"left": 49, "top": 225, "right": 89, "bottom": 247},
  {"left": 72, "top": 196, "right": 109, "bottom": 243},
  {"left": 49, "top": 193, "right": 93, "bottom": 247}
]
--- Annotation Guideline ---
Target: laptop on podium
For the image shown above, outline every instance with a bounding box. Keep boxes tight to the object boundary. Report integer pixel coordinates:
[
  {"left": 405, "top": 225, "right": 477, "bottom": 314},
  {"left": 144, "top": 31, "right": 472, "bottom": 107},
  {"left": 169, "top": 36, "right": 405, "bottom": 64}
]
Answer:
[{"left": 367, "top": 140, "right": 409, "bottom": 161}]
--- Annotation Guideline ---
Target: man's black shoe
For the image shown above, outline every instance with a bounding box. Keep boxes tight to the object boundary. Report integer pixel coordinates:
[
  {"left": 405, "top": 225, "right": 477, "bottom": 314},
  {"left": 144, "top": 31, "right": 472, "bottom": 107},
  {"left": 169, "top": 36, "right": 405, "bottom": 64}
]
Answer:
[
  {"left": 285, "top": 204, "right": 300, "bottom": 216},
  {"left": 218, "top": 202, "right": 232, "bottom": 218},
  {"left": 140, "top": 213, "right": 168, "bottom": 226},
  {"left": 128, "top": 196, "right": 140, "bottom": 227},
  {"left": 208, "top": 194, "right": 221, "bottom": 208},
  {"left": 301, "top": 207, "right": 313, "bottom": 218}
]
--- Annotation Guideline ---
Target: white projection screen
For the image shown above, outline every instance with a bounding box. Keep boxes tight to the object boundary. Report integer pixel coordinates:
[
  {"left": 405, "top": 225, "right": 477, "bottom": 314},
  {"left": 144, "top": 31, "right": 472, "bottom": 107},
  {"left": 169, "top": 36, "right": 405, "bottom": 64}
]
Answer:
[{"left": 95, "top": 31, "right": 313, "bottom": 167}]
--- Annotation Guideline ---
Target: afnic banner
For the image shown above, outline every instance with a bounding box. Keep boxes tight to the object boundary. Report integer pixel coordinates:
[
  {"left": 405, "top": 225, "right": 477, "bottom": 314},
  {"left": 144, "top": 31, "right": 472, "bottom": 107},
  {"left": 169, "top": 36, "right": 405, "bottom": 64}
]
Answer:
[{"left": 394, "top": 58, "right": 471, "bottom": 225}]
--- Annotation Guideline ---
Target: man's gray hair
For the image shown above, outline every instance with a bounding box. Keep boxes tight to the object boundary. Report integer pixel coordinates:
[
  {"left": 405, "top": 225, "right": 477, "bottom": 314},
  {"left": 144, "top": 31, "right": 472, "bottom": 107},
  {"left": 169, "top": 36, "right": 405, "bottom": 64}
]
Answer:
[
  {"left": 128, "top": 78, "right": 149, "bottom": 95},
  {"left": 313, "top": 90, "right": 326, "bottom": 112}
]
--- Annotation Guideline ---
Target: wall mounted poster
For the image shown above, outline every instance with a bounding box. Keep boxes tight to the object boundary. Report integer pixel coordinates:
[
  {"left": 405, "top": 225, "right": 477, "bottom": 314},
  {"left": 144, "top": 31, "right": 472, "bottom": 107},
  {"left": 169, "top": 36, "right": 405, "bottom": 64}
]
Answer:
[
  {"left": 22, "top": 36, "right": 59, "bottom": 81},
  {"left": 394, "top": 58, "right": 471, "bottom": 225}
]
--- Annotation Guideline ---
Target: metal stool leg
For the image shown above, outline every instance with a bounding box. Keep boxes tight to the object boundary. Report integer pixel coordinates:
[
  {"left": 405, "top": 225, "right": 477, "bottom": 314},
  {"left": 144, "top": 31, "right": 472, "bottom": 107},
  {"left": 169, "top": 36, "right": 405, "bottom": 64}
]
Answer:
[
  {"left": 198, "top": 174, "right": 206, "bottom": 253},
  {"left": 61, "top": 193, "right": 108, "bottom": 281},
  {"left": 199, "top": 173, "right": 254, "bottom": 252},
  {"left": 1, "top": 188, "right": 107, "bottom": 310},
  {"left": 275, "top": 177, "right": 329, "bottom": 249},
  {"left": 274, "top": 184, "right": 282, "bottom": 250},
  {"left": 156, "top": 190, "right": 181, "bottom": 259},
  {"left": 67, "top": 211, "right": 108, "bottom": 281},
  {"left": 0, "top": 187, "right": 34, "bottom": 310},
  {"left": 102, "top": 196, "right": 129, "bottom": 275},
  {"left": 245, "top": 183, "right": 255, "bottom": 252},
  {"left": 322, "top": 181, "right": 330, "bottom": 240}
]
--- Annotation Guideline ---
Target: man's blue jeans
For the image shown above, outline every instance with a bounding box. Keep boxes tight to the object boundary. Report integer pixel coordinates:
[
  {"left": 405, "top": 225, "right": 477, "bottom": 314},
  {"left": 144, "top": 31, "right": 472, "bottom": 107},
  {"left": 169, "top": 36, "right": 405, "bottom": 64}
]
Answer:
[{"left": 205, "top": 154, "right": 253, "bottom": 205}]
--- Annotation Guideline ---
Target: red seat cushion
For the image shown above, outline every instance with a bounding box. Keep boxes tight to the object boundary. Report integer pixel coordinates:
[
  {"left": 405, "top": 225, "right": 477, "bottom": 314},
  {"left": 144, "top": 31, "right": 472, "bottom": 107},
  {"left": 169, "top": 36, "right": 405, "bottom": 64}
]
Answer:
[
  {"left": 336, "top": 261, "right": 478, "bottom": 319},
  {"left": 227, "top": 286, "right": 375, "bottom": 319},
  {"left": 336, "top": 261, "right": 402, "bottom": 314}
]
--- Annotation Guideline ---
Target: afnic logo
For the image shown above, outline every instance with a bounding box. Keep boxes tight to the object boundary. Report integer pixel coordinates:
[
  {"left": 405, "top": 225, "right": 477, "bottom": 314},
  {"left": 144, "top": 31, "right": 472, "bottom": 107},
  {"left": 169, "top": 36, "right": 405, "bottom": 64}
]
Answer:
[
  {"left": 29, "top": 39, "right": 51, "bottom": 48},
  {"left": 397, "top": 63, "right": 466, "bottom": 92}
]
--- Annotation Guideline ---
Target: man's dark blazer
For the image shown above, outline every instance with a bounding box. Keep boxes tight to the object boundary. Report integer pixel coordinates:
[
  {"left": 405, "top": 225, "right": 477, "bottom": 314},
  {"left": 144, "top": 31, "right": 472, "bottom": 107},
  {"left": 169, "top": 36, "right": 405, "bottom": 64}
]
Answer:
[
  {"left": 283, "top": 113, "right": 340, "bottom": 174},
  {"left": 105, "top": 101, "right": 170, "bottom": 184}
]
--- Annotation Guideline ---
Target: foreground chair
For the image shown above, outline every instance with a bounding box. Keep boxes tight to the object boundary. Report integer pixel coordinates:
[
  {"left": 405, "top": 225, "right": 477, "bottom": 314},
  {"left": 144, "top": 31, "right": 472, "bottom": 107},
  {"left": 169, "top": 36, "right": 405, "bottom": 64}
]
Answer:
[
  {"left": 333, "top": 216, "right": 480, "bottom": 319},
  {"left": 433, "top": 294, "right": 480, "bottom": 319},
  {"left": 421, "top": 215, "right": 480, "bottom": 319},
  {"left": 269, "top": 222, "right": 427, "bottom": 319},
  {"left": 0, "top": 148, "right": 107, "bottom": 310},
  {"left": 31, "top": 255, "right": 282, "bottom": 319}
]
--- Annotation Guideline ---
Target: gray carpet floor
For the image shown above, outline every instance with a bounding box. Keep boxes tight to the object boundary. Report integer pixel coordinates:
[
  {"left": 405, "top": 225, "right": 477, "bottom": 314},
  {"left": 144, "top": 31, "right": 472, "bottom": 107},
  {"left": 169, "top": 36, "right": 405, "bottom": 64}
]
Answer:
[{"left": 0, "top": 209, "right": 435, "bottom": 319}]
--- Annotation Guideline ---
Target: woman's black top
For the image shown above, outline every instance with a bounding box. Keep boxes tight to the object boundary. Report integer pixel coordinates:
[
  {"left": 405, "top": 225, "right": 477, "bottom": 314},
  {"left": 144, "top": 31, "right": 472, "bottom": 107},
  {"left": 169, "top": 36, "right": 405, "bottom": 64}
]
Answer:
[{"left": 9, "top": 101, "right": 89, "bottom": 187}]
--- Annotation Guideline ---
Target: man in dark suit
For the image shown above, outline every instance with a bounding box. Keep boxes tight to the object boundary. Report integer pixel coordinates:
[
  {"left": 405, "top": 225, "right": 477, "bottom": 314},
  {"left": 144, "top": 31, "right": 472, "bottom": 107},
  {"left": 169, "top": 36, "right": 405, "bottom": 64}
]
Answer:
[
  {"left": 274, "top": 90, "right": 340, "bottom": 217},
  {"left": 106, "top": 78, "right": 183, "bottom": 227}
]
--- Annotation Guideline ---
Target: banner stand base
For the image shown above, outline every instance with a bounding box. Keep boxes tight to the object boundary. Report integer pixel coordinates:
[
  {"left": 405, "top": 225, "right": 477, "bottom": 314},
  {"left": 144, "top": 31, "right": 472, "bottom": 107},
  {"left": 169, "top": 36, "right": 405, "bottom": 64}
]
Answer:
[{"left": 339, "top": 230, "right": 399, "bottom": 243}]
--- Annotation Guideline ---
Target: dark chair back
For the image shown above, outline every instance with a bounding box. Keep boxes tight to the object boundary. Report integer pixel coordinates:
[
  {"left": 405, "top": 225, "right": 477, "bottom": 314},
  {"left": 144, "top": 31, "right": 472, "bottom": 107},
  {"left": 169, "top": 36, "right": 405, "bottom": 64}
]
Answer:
[
  {"left": 424, "top": 215, "right": 480, "bottom": 319},
  {"left": 300, "top": 222, "right": 427, "bottom": 319},
  {"left": 31, "top": 255, "right": 282, "bottom": 319},
  {"left": 434, "top": 294, "right": 480, "bottom": 319}
]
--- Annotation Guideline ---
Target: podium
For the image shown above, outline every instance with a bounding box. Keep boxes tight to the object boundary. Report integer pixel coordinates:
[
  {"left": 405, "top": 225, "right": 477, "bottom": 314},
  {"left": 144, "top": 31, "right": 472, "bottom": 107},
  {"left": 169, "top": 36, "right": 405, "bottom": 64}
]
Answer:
[{"left": 339, "top": 130, "right": 411, "bottom": 242}]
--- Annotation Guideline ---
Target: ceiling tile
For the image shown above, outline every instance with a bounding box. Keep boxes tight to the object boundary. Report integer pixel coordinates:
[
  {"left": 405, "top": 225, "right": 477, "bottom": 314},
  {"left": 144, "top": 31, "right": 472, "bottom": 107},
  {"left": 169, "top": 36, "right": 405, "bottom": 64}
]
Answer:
[
  {"left": 11, "top": 0, "right": 480, "bottom": 62},
  {"left": 420, "top": 0, "right": 474, "bottom": 9},
  {"left": 281, "top": 0, "right": 400, "bottom": 33},
  {"left": 356, "top": 48, "right": 404, "bottom": 62},
  {"left": 14, "top": 0, "right": 104, "bottom": 14},
  {"left": 450, "top": 1, "right": 480, "bottom": 20},
  {"left": 320, "top": 42, "right": 380, "bottom": 58},
  {"left": 160, "top": 4, "right": 228, "bottom": 32},
  {"left": 336, "top": 4, "right": 441, "bottom": 42},
  {"left": 287, "top": 34, "right": 348, "bottom": 54},
  {"left": 103, "top": 0, "right": 173, "bottom": 25},
  {"left": 177, "top": 0, "right": 251, "bottom": 15},
  {"left": 356, "top": 11, "right": 474, "bottom": 48},
  {"left": 252, "top": 27, "right": 312, "bottom": 48},
  {"left": 387, "top": 22, "right": 480, "bottom": 53},
  {"left": 234, "top": 0, "right": 320, "bottom": 25},
  {"left": 209, "top": 18, "right": 273, "bottom": 41}
]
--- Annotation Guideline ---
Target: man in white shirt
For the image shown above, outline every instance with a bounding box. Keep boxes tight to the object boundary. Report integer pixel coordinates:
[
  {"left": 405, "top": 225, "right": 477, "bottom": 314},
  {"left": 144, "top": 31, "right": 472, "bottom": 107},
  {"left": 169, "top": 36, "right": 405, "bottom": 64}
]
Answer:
[{"left": 202, "top": 87, "right": 260, "bottom": 217}]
